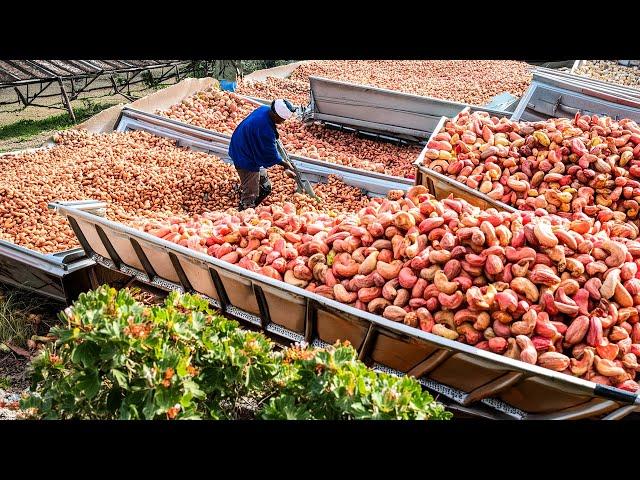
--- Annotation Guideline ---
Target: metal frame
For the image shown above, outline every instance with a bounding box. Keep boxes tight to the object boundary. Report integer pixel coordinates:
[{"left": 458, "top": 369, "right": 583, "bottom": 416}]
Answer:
[
  {"left": 0, "top": 238, "right": 95, "bottom": 303},
  {"left": 50, "top": 199, "right": 640, "bottom": 419},
  {"left": 540, "top": 67, "right": 640, "bottom": 101},
  {"left": 0, "top": 61, "right": 201, "bottom": 119},
  {"left": 304, "top": 76, "right": 511, "bottom": 142},
  {"left": 512, "top": 71, "right": 640, "bottom": 123}
]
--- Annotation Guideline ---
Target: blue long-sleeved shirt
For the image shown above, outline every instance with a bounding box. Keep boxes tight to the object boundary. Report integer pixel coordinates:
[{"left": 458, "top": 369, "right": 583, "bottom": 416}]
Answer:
[{"left": 228, "top": 106, "right": 283, "bottom": 172}]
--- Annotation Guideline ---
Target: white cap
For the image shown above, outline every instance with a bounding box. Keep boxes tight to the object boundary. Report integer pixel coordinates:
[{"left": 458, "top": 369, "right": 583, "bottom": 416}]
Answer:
[{"left": 273, "top": 99, "right": 295, "bottom": 120}]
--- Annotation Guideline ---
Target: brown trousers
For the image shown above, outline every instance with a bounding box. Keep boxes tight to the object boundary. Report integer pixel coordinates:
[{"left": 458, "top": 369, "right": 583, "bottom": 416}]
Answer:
[{"left": 235, "top": 166, "right": 272, "bottom": 209}]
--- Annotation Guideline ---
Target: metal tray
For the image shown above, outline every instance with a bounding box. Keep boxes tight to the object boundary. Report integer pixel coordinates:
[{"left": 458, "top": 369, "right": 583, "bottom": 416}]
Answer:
[
  {"left": 0, "top": 200, "right": 106, "bottom": 302},
  {"left": 414, "top": 107, "right": 640, "bottom": 217},
  {"left": 513, "top": 71, "right": 640, "bottom": 122},
  {"left": 0, "top": 240, "right": 94, "bottom": 303},
  {"left": 51, "top": 199, "right": 640, "bottom": 419},
  {"left": 534, "top": 68, "right": 640, "bottom": 104},
  {"left": 305, "top": 76, "right": 512, "bottom": 142},
  {"left": 570, "top": 62, "right": 640, "bottom": 97}
]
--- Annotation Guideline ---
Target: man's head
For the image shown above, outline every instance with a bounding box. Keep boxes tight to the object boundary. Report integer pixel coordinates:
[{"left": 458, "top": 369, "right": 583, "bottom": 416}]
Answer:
[{"left": 270, "top": 99, "right": 296, "bottom": 124}]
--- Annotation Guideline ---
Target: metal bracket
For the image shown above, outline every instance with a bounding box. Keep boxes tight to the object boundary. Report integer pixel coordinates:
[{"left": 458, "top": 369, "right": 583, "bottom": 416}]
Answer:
[
  {"left": 130, "top": 238, "right": 157, "bottom": 281},
  {"left": 168, "top": 252, "right": 194, "bottom": 293}
]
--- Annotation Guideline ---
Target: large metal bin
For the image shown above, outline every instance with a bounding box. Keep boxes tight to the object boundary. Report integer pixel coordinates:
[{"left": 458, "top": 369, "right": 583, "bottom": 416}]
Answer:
[
  {"left": 51, "top": 200, "right": 640, "bottom": 420},
  {"left": 512, "top": 69, "right": 640, "bottom": 122},
  {"left": 304, "top": 76, "right": 511, "bottom": 142},
  {"left": 0, "top": 240, "right": 94, "bottom": 303},
  {"left": 124, "top": 88, "right": 427, "bottom": 183},
  {"left": 414, "top": 85, "right": 640, "bottom": 213},
  {"left": 0, "top": 197, "right": 102, "bottom": 303}
]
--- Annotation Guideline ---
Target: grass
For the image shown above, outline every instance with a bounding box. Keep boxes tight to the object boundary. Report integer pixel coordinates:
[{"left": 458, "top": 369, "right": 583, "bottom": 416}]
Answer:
[
  {"left": 0, "top": 290, "right": 38, "bottom": 348},
  {"left": 0, "top": 377, "right": 10, "bottom": 390},
  {"left": 0, "top": 100, "right": 120, "bottom": 143},
  {"left": 0, "top": 287, "right": 59, "bottom": 348}
]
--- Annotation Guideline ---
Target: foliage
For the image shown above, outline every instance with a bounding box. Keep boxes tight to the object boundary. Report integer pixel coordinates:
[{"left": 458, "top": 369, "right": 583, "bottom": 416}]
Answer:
[
  {"left": 261, "top": 342, "right": 452, "bottom": 420},
  {"left": 0, "top": 377, "right": 11, "bottom": 390},
  {"left": 21, "top": 286, "right": 450, "bottom": 420},
  {"left": 21, "top": 286, "right": 278, "bottom": 419}
]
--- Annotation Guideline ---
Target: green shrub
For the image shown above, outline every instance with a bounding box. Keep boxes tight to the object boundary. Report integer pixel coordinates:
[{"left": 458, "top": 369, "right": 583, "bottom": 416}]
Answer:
[
  {"left": 21, "top": 286, "right": 279, "bottom": 419},
  {"left": 261, "top": 342, "right": 452, "bottom": 420},
  {"left": 21, "top": 286, "right": 451, "bottom": 420}
]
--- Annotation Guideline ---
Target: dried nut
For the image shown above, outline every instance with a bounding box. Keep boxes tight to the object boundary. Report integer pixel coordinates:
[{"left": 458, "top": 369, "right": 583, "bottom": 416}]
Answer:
[
  {"left": 417, "top": 308, "right": 435, "bottom": 333},
  {"left": 533, "top": 222, "right": 558, "bottom": 248},
  {"left": 537, "top": 352, "right": 570, "bottom": 372},
  {"left": 570, "top": 348, "right": 595, "bottom": 376},
  {"left": 367, "top": 298, "right": 390, "bottom": 314},
  {"left": 587, "top": 317, "right": 604, "bottom": 347},
  {"left": 393, "top": 288, "right": 411, "bottom": 307},
  {"left": 516, "top": 335, "right": 538, "bottom": 365},
  {"left": 357, "top": 286, "right": 382, "bottom": 303},
  {"left": 510, "top": 277, "right": 539, "bottom": 302},
  {"left": 456, "top": 323, "right": 482, "bottom": 345},
  {"left": 432, "top": 324, "right": 459, "bottom": 340},
  {"left": 333, "top": 284, "right": 357, "bottom": 303},
  {"left": 438, "top": 291, "right": 464, "bottom": 310},
  {"left": 434, "top": 270, "right": 458, "bottom": 294},
  {"left": 403, "top": 312, "right": 419, "bottom": 328},
  {"left": 488, "top": 336, "right": 507, "bottom": 353},
  {"left": 504, "top": 338, "right": 521, "bottom": 360},
  {"left": 382, "top": 305, "right": 407, "bottom": 322},
  {"left": 564, "top": 315, "right": 590, "bottom": 345},
  {"left": 511, "top": 309, "right": 537, "bottom": 336},
  {"left": 600, "top": 268, "right": 621, "bottom": 300},
  {"left": 358, "top": 251, "right": 379, "bottom": 275},
  {"left": 596, "top": 342, "right": 620, "bottom": 361},
  {"left": 376, "top": 260, "right": 403, "bottom": 280},
  {"left": 284, "top": 270, "right": 309, "bottom": 288},
  {"left": 594, "top": 356, "right": 627, "bottom": 377}
]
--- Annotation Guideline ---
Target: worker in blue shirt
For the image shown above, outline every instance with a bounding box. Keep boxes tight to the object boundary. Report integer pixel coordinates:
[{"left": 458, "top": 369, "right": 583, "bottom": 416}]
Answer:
[{"left": 229, "top": 98, "right": 297, "bottom": 210}]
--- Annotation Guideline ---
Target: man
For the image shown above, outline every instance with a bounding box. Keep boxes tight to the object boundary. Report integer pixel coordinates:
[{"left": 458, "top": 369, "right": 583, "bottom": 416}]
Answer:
[{"left": 229, "top": 98, "right": 297, "bottom": 210}]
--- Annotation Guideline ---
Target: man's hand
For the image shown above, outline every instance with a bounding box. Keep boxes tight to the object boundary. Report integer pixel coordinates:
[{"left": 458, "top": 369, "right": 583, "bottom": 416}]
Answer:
[{"left": 279, "top": 158, "right": 296, "bottom": 179}]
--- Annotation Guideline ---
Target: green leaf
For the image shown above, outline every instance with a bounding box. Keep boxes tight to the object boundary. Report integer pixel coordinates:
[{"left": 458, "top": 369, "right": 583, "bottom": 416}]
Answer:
[
  {"left": 107, "top": 388, "right": 123, "bottom": 413},
  {"left": 182, "top": 379, "right": 205, "bottom": 400},
  {"left": 76, "top": 371, "right": 100, "bottom": 400},
  {"left": 142, "top": 393, "right": 157, "bottom": 420},
  {"left": 154, "top": 388, "right": 177, "bottom": 412},
  {"left": 176, "top": 357, "right": 188, "bottom": 378},
  {"left": 111, "top": 369, "right": 128, "bottom": 389},
  {"left": 71, "top": 341, "right": 100, "bottom": 368}
]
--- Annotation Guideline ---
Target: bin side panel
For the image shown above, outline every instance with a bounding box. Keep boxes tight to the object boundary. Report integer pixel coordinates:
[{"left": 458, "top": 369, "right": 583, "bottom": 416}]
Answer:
[
  {"left": 179, "top": 257, "right": 220, "bottom": 301},
  {"left": 369, "top": 332, "right": 436, "bottom": 373},
  {"left": 260, "top": 284, "right": 306, "bottom": 334},
  {"left": 315, "top": 309, "right": 369, "bottom": 351},
  {"left": 216, "top": 269, "right": 260, "bottom": 315}
]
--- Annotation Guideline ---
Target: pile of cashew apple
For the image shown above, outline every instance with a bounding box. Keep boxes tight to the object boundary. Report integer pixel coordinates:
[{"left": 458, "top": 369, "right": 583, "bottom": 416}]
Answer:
[{"left": 142, "top": 185, "right": 640, "bottom": 392}]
